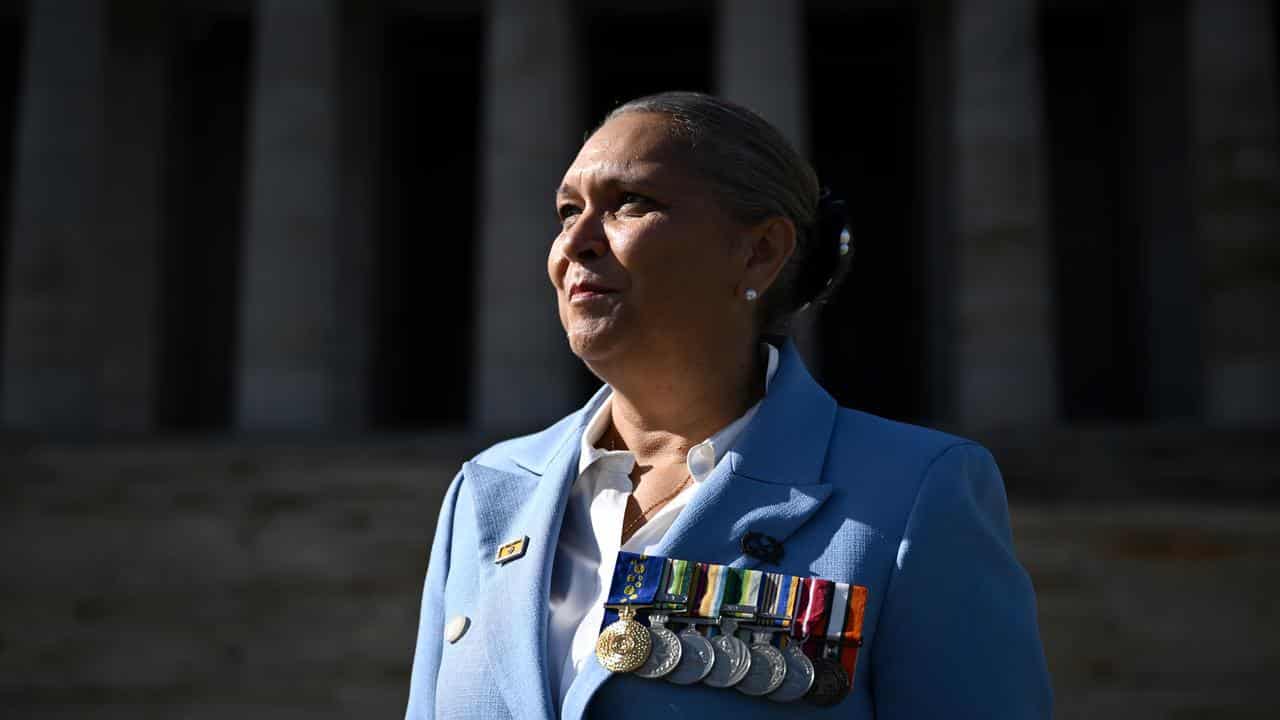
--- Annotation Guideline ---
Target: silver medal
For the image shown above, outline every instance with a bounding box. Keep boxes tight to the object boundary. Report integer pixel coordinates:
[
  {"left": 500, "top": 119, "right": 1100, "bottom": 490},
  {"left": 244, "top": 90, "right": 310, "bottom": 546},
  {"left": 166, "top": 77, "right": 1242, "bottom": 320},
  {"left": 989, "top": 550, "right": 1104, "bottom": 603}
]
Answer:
[
  {"left": 768, "top": 642, "right": 817, "bottom": 703},
  {"left": 735, "top": 633, "right": 788, "bottom": 696},
  {"left": 701, "top": 620, "right": 752, "bottom": 688},
  {"left": 665, "top": 625, "right": 715, "bottom": 685},
  {"left": 634, "top": 616, "right": 682, "bottom": 679}
]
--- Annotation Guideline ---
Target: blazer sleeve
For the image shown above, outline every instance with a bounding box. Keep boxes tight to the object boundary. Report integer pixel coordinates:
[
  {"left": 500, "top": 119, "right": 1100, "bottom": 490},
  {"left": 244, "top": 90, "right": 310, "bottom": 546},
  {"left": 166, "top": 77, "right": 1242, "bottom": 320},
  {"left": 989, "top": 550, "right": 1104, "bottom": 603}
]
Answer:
[
  {"left": 871, "top": 443, "right": 1053, "bottom": 719},
  {"left": 404, "top": 469, "right": 464, "bottom": 720}
]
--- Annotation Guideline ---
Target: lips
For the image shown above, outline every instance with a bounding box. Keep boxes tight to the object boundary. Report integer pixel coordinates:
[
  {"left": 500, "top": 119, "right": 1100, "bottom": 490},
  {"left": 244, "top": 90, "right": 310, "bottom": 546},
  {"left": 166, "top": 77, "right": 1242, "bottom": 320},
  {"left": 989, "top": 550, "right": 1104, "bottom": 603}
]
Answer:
[{"left": 569, "top": 280, "right": 618, "bottom": 300}]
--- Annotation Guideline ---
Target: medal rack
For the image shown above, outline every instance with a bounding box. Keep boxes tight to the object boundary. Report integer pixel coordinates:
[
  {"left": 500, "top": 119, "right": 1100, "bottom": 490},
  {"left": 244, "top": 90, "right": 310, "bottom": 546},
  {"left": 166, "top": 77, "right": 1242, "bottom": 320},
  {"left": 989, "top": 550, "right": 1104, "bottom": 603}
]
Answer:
[{"left": 595, "top": 551, "right": 867, "bottom": 706}]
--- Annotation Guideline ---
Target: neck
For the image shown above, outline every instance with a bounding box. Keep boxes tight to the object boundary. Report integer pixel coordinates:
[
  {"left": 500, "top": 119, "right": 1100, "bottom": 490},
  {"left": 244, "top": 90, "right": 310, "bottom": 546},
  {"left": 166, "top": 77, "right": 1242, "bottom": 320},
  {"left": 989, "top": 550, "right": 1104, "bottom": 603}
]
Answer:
[{"left": 595, "top": 337, "right": 767, "bottom": 468}]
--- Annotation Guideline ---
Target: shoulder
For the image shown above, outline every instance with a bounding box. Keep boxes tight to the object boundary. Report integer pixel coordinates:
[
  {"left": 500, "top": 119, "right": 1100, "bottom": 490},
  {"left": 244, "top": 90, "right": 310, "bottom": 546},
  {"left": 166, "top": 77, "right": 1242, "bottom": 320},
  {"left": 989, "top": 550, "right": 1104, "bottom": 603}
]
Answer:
[
  {"left": 817, "top": 406, "right": 1003, "bottom": 528},
  {"left": 827, "top": 405, "right": 989, "bottom": 479}
]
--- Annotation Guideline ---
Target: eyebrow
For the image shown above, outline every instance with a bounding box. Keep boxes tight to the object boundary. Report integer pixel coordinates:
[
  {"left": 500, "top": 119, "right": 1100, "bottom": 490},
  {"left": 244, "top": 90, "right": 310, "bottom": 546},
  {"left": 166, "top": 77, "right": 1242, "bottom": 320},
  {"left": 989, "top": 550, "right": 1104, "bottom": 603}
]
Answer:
[{"left": 554, "top": 162, "right": 663, "bottom": 200}]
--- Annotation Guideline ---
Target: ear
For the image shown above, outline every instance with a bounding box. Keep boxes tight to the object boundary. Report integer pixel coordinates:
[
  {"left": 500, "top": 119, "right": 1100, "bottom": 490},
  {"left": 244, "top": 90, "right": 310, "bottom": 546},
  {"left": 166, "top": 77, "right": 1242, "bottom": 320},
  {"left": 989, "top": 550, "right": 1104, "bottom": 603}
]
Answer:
[{"left": 737, "top": 216, "right": 798, "bottom": 297}]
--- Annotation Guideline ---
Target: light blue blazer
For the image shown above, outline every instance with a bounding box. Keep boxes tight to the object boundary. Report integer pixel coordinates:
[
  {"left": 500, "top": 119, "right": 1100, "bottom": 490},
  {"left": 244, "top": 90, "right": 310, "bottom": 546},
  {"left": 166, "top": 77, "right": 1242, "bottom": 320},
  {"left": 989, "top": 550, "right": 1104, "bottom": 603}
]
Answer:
[{"left": 406, "top": 338, "right": 1053, "bottom": 719}]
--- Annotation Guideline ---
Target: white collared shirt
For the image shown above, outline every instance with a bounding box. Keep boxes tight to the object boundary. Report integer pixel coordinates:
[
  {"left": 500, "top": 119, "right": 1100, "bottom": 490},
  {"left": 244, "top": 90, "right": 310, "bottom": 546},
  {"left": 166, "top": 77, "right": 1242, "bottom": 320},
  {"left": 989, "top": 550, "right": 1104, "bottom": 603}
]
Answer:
[{"left": 547, "top": 342, "right": 780, "bottom": 709}]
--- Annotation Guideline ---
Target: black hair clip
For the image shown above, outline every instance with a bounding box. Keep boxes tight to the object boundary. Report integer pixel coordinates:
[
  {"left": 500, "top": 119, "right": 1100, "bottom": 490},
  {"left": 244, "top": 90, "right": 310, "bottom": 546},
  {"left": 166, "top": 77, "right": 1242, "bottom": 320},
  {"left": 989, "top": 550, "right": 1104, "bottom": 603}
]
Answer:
[{"left": 796, "top": 188, "right": 855, "bottom": 311}]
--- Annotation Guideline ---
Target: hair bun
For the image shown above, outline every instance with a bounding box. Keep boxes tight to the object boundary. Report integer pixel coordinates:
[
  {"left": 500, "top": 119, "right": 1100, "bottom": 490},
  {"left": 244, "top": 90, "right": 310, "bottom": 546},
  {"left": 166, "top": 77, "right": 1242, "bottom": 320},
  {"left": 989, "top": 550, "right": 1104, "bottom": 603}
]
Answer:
[{"left": 793, "top": 188, "right": 855, "bottom": 311}]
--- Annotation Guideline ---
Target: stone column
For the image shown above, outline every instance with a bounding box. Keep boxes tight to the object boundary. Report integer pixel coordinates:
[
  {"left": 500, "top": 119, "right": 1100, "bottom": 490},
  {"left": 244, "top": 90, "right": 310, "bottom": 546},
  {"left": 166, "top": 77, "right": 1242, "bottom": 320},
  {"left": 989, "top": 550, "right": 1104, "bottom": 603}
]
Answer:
[
  {"left": 951, "top": 0, "right": 1057, "bottom": 427},
  {"left": 2, "top": 0, "right": 105, "bottom": 430},
  {"left": 717, "top": 0, "right": 808, "bottom": 150},
  {"left": 98, "top": 0, "right": 170, "bottom": 431},
  {"left": 917, "top": 0, "right": 957, "bottom": 422},
  {"left": 1190, "top": 0, "right": 1280, "bottom": 425},
  {"left": 715, "top": 0, "right": 820, "bottom": 365},
  {"left": 471, "top": 0, "right": 583, "bottom": 432},
  {"left": 333, "top": 1, "right": 379, "bottom": 431},
  {"left": 236, "top": 0, "right": 369, "bottom": 431},
  {"left": 1134, "top": 2, "right": 1202, "bottom": 420}
]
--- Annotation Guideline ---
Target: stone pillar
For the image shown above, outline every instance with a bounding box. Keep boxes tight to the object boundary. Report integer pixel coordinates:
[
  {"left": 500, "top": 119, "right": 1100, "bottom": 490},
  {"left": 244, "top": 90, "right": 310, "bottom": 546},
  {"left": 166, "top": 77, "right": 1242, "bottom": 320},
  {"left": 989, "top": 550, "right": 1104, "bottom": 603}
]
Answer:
[
  {"left": 1134, "top": 2, "right": 1203, "bottom": 420},
  {"left": 951, "top": 0, "right": 1057, "bottom": 427},
  {"left": 98, "top": 1, "right": 170, "bottom": 431},
  {"left": 237, "top": 0, "right": 369, "bottom": 431},
  {"left": 918, "top": 0, "right": 958, "bottom": 422},
  {"left": 1190, "top": 0, "right": 1280, "bottom": 425},
  {"left": 472, "top": 0, "right": 583, "bottom": 432},
  {"left": 333, "top": 1, "right": 379, "bottom": 431},
  {"left": 2, "top": 0, "right": 165, "bottom": 431},
  {"left": 715, "top": 0, "right": 819, "bottom": 365},
  {"left": 1, "top": 0, "right": 105, "bottom": 430},
  {"left": 717, "top": 0, "right": 808, "bottom": 150}
]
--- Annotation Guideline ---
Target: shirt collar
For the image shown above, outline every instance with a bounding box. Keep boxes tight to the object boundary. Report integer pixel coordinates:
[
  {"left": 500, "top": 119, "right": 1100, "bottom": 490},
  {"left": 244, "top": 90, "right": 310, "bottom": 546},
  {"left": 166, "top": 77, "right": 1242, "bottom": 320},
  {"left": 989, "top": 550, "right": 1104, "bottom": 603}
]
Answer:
[{"left": 577, "top": 342, "right": 780, "bottom": 482}]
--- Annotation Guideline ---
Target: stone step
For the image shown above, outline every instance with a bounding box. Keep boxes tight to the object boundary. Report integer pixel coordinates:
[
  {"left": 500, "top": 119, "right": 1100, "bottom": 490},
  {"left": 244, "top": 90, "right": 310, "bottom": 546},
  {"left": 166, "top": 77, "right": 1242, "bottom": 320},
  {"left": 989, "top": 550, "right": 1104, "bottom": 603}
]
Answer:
[{"left": 1, "top": 432, "right": 1276, "bottom": 718}]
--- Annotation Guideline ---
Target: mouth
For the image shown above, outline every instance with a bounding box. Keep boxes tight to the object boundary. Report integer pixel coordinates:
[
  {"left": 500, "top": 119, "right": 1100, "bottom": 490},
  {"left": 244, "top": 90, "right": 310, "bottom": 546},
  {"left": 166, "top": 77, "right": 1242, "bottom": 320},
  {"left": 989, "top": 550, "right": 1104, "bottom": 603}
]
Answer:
[{"left": 568, "top": 281, "right": 619, "bottom": 302}]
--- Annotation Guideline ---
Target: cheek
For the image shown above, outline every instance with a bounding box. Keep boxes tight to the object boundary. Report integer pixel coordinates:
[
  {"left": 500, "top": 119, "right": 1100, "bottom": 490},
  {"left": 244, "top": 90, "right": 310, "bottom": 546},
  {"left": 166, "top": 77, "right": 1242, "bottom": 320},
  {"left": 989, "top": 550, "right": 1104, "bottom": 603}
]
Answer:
[
  {"left": 547, "top": 235, "right": 565, "bottom": 287},
  {"left": 616, "top": 243, "right": 732, "bottom": 330},
  {"left": 620, "top": 232, "right": 732, "bottom": 315}
]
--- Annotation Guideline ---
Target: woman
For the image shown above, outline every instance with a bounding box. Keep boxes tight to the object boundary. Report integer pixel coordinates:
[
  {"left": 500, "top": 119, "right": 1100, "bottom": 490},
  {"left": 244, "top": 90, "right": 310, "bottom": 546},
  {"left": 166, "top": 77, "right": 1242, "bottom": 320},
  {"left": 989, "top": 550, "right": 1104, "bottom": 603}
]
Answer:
[{"left": 405, "top": 92, "right": 1052, "bottom": 719}]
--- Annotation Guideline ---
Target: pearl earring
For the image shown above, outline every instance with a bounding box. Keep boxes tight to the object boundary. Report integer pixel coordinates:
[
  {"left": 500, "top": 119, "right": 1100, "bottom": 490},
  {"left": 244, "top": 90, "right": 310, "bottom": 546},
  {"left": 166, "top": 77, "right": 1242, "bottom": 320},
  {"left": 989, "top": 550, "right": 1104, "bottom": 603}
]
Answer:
[{"left": 744, "top": 288, "right": 758, "bottom": 301}]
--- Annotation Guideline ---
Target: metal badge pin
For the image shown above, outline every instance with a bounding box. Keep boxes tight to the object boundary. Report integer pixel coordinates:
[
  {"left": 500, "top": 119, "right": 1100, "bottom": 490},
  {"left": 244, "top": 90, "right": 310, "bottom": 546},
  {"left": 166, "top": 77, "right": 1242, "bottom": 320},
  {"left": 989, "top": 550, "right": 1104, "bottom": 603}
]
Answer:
[{"left": 493, "top": 536, "right": 529, "bottom": 565}]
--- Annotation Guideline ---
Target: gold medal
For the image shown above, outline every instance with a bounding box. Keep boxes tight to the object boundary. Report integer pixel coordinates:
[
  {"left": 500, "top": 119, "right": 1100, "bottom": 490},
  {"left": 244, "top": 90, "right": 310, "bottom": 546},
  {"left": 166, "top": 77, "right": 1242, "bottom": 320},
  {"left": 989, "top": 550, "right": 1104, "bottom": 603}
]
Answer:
[{"left": 595, "top": 605, "right": 653, "bottom": 673}]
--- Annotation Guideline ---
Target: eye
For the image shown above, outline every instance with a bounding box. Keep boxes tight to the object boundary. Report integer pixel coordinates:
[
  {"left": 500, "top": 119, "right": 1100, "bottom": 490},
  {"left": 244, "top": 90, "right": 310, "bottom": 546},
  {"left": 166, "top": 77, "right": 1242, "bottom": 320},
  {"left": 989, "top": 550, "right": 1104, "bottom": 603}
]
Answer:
[
  {"left": 557, "top": 203, "right": 582, "bottom": 226},
  {"left": 618, "top": 192, "right": 653, "bottom": 212}
]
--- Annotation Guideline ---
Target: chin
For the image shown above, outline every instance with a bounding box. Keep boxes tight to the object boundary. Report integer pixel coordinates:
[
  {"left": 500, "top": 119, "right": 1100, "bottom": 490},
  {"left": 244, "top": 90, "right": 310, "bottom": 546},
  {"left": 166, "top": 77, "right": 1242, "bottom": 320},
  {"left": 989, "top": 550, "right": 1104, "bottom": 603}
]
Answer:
[{"left": 564, "top": 318, "right": 628, "bottom": 366}]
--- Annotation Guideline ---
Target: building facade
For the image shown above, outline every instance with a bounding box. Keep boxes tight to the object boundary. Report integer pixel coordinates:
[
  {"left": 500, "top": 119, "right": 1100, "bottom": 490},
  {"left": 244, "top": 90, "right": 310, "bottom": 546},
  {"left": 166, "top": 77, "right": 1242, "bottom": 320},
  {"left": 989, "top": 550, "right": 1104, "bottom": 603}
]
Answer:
[
  {"left": 0, "top": 0, "right": 1276, "bottom": 437},
  {"left": 2, "top": 3, "right": 1278, "bottom": 718}
]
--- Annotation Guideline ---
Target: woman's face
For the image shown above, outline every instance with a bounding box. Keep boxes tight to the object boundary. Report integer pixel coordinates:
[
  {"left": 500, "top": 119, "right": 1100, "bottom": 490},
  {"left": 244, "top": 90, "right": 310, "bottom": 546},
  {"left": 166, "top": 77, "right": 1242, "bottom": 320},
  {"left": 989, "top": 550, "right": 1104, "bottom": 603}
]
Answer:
[{"left": 549, "top": 112, "right": 753, "bottom": 368}]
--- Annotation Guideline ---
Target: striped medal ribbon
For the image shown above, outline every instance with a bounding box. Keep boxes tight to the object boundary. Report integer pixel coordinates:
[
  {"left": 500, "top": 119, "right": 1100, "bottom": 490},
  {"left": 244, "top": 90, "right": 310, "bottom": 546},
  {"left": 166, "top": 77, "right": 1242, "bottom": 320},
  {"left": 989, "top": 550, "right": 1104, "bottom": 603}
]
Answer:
[
  {"left": 755, "top": 572, "right": 802, "bottom": 629},
  {"left": 653, "top": 557, "right": 694, "bottom": 612},
  {"left": 720, "top": 567, "right": 764, "bottom": 619}
]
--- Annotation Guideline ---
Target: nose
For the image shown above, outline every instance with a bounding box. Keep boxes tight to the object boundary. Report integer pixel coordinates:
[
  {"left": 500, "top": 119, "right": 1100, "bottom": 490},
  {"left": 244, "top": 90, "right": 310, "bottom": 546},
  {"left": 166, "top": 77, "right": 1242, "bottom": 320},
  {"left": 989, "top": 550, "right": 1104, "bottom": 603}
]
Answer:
[{"left": 560, "top": 209, "right": 609, "bottom": 263}]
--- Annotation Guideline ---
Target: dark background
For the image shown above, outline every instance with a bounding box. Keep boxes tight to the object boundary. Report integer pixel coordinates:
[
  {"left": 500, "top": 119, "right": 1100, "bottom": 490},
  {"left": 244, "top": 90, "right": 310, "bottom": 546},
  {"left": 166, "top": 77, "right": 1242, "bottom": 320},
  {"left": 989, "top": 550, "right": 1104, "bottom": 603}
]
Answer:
[{"left": 1, "top": 0, "right": 1277, "bottom": 718}]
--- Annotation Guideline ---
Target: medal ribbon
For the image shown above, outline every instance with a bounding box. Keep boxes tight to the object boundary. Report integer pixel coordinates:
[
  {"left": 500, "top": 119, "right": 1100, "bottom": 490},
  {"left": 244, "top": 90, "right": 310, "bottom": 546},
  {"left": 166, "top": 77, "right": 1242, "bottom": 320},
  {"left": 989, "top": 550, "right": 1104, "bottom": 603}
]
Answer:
[
  {"left": 839, "top": 585, "right": 869, "bottom": 687},
  {"left": 793, "top": 577, "right": 833, "bottom": 639},
  {"left": 721, "top": 568, "right": 763, "bottom": 618},
  {"left": 606, "top": 551, "right": 666, "bottom": 607},
  {"left": 675, "top": 562, "right": 707, "bottom": 619},
  {"left": 654, "top": 558, "right": 693, "bottom": 610},
  {"left": 759, "top": 573, "right": 800, "bottom": 628},
  {"left": 823, "top": 582, "right": 851, "bottom": 642},
  {"left": 690, "top": 563, "right": 728, "bottom": 618},
  {"left": 753, "top": 573, "right": 776, "bottom": 624},
  {"left": 795, "top": 577, "right": 834, "bottom": 656}
]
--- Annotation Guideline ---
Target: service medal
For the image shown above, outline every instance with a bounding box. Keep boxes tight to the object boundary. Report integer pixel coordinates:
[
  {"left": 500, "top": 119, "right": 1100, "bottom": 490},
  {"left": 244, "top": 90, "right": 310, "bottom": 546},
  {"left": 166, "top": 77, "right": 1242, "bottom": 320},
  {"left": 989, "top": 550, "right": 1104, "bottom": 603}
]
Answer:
[
  {"left": 633, "top": 615, "right": 682, "bottom": 679},
  {"left": 595, "top": 605, "right": 652, "bottom": 673},
  {"left": 805, "top": 655, "right": 850, "bottom": 707},
  {"left": 665, "top": 625, "right": 715, "bottom": 685},
  {"left": 702, "top": 621, "right": 752, "bottom": 688},
  {"left": 767, "top": 643, "right": 816, "bottom": 702},
  {"left": 735, "top": 631, "right": 788, "bottom": 696}
]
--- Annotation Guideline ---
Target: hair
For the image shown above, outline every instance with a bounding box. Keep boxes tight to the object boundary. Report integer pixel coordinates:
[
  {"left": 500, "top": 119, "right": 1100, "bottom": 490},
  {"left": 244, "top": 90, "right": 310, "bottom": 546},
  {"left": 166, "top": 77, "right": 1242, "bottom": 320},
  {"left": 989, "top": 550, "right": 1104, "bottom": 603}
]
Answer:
[{"left": 600, "top": 91, "right": 850, "bottom": 334}]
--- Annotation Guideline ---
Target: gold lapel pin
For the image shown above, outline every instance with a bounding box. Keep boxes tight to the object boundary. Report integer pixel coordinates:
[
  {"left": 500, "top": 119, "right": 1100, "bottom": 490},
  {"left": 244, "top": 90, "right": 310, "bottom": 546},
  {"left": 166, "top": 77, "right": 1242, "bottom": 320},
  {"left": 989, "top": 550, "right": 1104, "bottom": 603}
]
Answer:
[{"left": 494, "top": 536, "right": 529, "bottom": 565}]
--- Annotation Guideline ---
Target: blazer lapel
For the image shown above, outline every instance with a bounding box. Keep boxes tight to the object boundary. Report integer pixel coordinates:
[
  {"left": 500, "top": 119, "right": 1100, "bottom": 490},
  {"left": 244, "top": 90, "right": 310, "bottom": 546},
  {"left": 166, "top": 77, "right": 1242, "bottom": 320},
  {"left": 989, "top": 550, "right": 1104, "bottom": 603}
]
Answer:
[
  {"left": 562, "top": 338, "right": 840, "bottom": 720},
  {"left": 466, "top": 386, "right": 609, "bottom": 720}
]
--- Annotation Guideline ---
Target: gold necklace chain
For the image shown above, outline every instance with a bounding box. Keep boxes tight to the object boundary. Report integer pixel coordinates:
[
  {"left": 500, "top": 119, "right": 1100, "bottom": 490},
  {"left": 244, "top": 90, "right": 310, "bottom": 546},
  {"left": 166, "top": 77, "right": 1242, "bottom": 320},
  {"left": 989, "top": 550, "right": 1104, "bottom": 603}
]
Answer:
[
  {"left": 607, "top": 431, "right": 692, "bottom": 540},
  {"left": 621, "top": 472, "right": 692, "bottom": 540}
]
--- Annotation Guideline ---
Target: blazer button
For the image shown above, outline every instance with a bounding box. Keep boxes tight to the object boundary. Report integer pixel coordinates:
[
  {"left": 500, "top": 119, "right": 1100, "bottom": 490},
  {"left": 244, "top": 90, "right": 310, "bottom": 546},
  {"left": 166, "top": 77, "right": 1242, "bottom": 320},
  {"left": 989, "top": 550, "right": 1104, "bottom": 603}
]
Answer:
[{"left": 445, "top": 615, "right": 471, "bottom": 644}]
